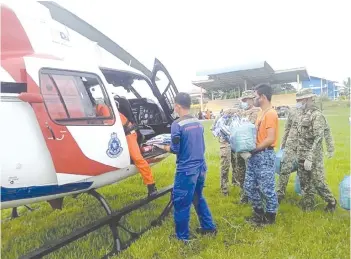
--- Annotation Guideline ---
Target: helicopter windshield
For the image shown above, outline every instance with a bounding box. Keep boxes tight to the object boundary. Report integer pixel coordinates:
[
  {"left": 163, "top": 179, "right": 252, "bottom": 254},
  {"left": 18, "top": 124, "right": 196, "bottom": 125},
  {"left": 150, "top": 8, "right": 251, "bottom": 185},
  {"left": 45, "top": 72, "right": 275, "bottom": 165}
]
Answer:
[{"left": 110, "top": 78, "right": 159, "bottom": 104}]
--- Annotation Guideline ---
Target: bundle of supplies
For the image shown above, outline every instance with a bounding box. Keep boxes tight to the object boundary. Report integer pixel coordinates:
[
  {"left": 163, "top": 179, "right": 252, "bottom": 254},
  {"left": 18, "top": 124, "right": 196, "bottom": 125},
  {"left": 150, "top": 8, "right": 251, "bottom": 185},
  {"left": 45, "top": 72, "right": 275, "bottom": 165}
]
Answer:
[
  {"left": 339, "top": 175, "right": 350, "bottom": 210},
  {"left": 145, "top": 134, "right": 171, "bottom": 145},
  {"left": 295, "top": 175, "right": 301, "bottom": 195},
  {"left": 275, "top": 149, "right": 284, "bottom": 174},
  {"left": 229, "top": 118, "right": 256, "bottom": 153},
  {"left": 212, "top": 113, "right": 256, "bottom": 152},
  {"left": 275, "top": 149, "right": 298, "bottom": 175},
  {"left": 211, "top": 114, "right": 236, "bottom": 140}
]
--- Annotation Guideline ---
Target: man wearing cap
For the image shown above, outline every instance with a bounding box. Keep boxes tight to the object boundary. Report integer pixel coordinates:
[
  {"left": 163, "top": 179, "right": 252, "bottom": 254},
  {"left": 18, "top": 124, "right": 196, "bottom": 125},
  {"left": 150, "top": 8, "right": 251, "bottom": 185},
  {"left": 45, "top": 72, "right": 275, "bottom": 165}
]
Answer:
[
  {"left": 212, "top": 105, "right": 243, "bottom": 195},
  {"left": 296, "top": 88, "right": 336, "bottom": 212},
  {"left": 276, "top": 106, "right": 300, "bottom": 203},
  {"left": 236, "top": 90, "right": 261, "bottom": 203}
]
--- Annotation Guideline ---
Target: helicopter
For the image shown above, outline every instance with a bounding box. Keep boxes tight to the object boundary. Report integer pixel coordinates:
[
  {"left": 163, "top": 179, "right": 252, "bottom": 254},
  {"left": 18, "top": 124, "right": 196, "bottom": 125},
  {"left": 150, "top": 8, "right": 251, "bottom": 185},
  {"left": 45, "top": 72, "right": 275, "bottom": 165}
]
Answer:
[{"left": 0, "top": 1, "right": 179, "bottom": 215}]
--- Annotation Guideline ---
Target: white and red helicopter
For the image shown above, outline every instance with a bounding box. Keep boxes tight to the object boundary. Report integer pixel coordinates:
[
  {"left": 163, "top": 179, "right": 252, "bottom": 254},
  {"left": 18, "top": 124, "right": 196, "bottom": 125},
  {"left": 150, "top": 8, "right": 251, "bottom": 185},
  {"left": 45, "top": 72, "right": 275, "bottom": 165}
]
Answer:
[{"left": 0, "top": 1, "right": 179, "bottom": 215}]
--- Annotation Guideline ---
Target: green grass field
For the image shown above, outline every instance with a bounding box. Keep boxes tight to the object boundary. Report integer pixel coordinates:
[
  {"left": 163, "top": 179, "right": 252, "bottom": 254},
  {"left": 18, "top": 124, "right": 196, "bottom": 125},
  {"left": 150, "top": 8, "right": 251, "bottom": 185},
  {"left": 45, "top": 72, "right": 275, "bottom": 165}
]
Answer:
[{"left": 1, "top": 103, "right": 350, "bottom": 259}]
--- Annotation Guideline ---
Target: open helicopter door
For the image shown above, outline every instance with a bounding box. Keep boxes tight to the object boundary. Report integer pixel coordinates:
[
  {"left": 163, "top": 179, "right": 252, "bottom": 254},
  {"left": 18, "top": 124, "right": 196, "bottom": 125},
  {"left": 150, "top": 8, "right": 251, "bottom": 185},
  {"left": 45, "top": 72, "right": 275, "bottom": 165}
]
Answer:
[
  {"left": 24, "top": 57, "right": 130, "bottom": 183},
  {"left": 150, "top": 58, "right": 179, "bottom": 124}
]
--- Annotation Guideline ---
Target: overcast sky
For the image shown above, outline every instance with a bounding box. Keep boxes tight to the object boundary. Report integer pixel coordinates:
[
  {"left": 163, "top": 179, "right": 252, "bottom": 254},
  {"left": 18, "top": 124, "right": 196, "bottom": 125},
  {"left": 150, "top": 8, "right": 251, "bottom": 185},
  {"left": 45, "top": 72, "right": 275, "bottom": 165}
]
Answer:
[{"left": 55, "top": 0, "right": 350, "bottom": 91}]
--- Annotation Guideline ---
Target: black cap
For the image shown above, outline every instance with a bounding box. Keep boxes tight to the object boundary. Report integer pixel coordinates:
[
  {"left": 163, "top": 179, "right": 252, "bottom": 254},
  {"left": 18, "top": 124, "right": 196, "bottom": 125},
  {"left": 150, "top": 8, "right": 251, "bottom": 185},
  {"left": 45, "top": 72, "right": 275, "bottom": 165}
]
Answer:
[{"left": 175, "top": 92, "right": 191, "bottom": 109}]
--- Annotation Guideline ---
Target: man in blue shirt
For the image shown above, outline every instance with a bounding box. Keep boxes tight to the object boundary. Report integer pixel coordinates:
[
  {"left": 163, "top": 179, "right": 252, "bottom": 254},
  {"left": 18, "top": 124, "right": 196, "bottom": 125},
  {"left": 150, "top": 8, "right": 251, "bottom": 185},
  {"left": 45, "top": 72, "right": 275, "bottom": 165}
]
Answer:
[{"left": 155, "top": 92, "right": 216, "bottom": 242}]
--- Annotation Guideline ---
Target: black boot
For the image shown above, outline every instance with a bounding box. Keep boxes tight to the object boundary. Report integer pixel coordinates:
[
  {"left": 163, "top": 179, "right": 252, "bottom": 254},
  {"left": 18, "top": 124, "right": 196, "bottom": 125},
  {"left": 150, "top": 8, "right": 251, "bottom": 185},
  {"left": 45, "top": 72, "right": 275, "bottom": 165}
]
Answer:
[
  {"left": 278, "top": 195, "right": 284, "bottom": 204},
  {"left": 147, "top": 183, "right": 158, "bottom": 197},
  {"left": 245, "top": 208, "right": 265, "bottom": 225},
  {"left": 325, "top": 199, "right": 337, "bottom": 212},
  {"left": 264, "top": 212, "right": 276, "bottom": 225}
]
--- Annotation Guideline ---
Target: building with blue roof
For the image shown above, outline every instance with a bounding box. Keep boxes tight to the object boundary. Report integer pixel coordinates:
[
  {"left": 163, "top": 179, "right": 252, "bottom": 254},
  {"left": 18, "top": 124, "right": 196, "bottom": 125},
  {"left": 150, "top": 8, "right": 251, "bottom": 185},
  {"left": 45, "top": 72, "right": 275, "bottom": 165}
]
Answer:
[{"left": 301, "top": 76, "right": 339, "bottom": 100}]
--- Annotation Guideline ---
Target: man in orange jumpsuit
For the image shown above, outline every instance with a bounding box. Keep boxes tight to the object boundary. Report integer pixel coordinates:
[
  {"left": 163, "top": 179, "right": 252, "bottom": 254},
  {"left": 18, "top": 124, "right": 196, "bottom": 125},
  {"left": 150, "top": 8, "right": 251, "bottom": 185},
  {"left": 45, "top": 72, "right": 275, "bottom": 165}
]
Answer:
[{"left": 96, "top": 103, "right": 157, "bottom": 197}]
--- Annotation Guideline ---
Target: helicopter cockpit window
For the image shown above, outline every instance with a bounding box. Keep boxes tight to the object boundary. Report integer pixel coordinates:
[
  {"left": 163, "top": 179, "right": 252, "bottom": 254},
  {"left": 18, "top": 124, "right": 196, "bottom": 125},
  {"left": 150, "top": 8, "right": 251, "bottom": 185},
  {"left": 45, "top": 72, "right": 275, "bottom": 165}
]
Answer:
[{"left": 40, "top": 70, "right": 114, "bottom": 126}]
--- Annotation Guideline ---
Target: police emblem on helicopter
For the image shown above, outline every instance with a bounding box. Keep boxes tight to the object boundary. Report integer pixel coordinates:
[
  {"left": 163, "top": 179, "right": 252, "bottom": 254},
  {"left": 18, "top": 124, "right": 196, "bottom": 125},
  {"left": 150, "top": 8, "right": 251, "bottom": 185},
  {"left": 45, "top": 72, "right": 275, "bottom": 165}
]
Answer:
[{"left": 106, "top": 132, "right": 123, "bottom": 158}]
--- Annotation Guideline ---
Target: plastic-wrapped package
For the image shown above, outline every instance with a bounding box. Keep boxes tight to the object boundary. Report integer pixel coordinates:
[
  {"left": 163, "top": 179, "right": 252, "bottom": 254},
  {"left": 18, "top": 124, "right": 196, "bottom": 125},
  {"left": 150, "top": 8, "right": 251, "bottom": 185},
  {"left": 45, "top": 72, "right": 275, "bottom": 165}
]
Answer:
[
  {"left": 211, "top": 116, "right": 227, "bottom": 138},
  {"left": 275, "top": 149, "right": 298, "bottom": 175},
  {"left": 212, "top": 114, "right": 256, "bottom": 152},
  {"left": 229, "top": 120, "right": 256, "bottom": 152},
  {"left": 145, "top": 134, "right": 171, "bottom": 145},
  {"left": 339, "top": 175, "right": 350, "bottom": 210},
  {"left": 295, "top": 175, "right": 301, "bottom": 195},
  {"left": 275, "top": 149, "right": 284, "bottom": 174},
  {"left": 211, "top": 115, "right": 235, "bottom": 140}
]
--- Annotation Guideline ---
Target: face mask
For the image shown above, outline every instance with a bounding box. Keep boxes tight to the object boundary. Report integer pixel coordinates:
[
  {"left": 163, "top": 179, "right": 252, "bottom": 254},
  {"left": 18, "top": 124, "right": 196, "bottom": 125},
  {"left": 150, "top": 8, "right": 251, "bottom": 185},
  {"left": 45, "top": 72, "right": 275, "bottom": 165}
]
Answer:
[
  {"left": 240, "top": 102, "right": 249, "bottom": 110},
  {"left": 296, "top": 102, "right": 303, "bottom": 109}
]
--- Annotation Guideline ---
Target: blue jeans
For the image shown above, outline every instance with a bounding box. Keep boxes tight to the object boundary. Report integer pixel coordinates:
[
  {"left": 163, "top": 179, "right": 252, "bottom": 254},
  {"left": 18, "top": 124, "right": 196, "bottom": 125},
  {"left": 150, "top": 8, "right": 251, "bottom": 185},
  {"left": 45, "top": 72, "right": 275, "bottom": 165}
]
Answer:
[
  {"left": 173, "top": 167, "right": 216, "bottom": 240},
  {"left": 244, "top": 149, "right": 278, "bottom": 213}
]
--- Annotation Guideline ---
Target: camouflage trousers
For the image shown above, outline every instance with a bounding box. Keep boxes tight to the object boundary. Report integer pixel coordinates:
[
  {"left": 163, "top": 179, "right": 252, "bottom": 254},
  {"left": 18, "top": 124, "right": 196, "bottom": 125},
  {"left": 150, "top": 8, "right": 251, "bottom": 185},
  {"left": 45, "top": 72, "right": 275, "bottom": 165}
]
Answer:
[
  {"left": 219, "top": 141, "right": 246, "bottom": 197},
  {"left": 297, "top": 153, "right": 335, "bottom": 210},
  {"left": 244, "top": 149, "right": 278, "bottom": 213},
  {"left": 276, "top": 148, "right": 297, "bottom": 198}
]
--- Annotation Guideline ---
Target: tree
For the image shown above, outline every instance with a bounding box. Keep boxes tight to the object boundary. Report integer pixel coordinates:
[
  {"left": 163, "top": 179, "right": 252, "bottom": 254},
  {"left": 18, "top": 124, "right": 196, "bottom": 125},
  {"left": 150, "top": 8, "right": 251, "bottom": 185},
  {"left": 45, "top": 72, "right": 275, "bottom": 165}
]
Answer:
[
  {"left": 342, "top": 77, "right": 351, "bottom": 97},
  {"left": 204, "top": 89, "right": 223, "bottom": 100},
  {"left": 272, "top": 83, "right": 296, "bottom": 94}
]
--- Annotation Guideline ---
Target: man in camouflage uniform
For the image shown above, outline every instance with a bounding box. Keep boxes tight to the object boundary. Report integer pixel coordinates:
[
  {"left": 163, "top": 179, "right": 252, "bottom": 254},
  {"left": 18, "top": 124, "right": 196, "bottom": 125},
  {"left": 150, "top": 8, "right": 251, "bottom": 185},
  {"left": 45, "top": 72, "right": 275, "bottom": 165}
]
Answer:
[
  {"left": 236, "top": 90, "right": 261, "bottom": 202},
  {"left": 212, "top": 90, "right": 260, "bottom": 198},
  {"left": 277, "top": 103, "right": 334, "bottom": 202},
  {"left": 276, "top": 107, "right": 300, "bottom": 203},
  {"left": 212, "top": 106, "right": 243, "bottom": 196},
  {"left": 296, "top": 88, "right": 337, "bottom": 212}
]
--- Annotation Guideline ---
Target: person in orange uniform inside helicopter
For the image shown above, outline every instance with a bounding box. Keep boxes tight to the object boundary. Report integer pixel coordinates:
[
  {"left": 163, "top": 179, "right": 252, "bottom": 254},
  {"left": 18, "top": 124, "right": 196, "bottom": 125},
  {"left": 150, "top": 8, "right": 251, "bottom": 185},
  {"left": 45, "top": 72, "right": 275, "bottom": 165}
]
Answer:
[{"left": 96, "top": 103, "right": 158, "bottom": 197}]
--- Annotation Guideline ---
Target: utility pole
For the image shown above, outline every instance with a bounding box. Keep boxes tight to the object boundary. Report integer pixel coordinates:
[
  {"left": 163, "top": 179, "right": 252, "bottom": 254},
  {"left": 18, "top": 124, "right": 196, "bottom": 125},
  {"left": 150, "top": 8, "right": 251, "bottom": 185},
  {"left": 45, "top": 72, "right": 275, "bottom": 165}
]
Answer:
[{"left": 200, "top": 87, "right": 203, "bottom": 112}]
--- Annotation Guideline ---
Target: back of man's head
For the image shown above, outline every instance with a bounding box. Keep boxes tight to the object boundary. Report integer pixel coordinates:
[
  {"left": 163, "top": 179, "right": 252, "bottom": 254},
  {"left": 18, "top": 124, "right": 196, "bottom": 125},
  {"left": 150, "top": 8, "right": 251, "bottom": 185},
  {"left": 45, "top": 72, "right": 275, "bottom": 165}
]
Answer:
[
  {"left": 255, "top": 83, "right": 273, "bottom": 102},
  {"left": 175, "top": 92, "right": 191, "bottom": 109}
]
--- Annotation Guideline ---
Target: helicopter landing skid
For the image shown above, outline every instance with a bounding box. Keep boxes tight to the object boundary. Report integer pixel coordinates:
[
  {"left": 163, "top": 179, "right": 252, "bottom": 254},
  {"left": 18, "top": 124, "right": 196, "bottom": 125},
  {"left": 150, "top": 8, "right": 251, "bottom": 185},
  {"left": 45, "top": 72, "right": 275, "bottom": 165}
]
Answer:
[
  {"left": 20, "top": 185, "right": 173, "bottom": 259},
  {"left": 11, "top": 205, "right": 34, "bottom": 219}
]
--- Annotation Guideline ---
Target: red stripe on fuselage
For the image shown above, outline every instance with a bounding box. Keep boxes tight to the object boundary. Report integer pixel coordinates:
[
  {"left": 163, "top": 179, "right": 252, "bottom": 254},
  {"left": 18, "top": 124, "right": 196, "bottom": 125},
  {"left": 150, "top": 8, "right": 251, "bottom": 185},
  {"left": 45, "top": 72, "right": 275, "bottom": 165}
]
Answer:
[
  {"left": 1, "top": 4, "right": 119, "bottom": 176},
  {"left": 1, "top": 4, "right": 34, "bottom": 85}
]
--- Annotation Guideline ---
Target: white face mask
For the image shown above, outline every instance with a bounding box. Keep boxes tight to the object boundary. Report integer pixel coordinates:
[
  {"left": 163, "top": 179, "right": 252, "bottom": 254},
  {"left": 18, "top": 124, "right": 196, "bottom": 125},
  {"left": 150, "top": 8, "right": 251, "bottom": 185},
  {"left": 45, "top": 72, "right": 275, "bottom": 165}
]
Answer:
[
  {"left": 240, "top": 102, "right": 249, "bottom": 110},
  {"left": 296, "top": 102, "right": 303, "bottom": 109},
  {"left": 296, "top": 100, "right": 307, "bottom": 109}
]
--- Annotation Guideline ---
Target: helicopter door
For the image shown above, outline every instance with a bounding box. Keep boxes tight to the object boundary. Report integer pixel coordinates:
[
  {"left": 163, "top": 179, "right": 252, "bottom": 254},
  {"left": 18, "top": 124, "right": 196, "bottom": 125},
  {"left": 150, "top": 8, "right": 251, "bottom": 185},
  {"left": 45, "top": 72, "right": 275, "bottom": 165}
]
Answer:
[
  {"left": 150, "top": 58, "right": 179, "bottom": 123},
  {"left": 24, "top": 58, "right": 130, "bottom": 178}
]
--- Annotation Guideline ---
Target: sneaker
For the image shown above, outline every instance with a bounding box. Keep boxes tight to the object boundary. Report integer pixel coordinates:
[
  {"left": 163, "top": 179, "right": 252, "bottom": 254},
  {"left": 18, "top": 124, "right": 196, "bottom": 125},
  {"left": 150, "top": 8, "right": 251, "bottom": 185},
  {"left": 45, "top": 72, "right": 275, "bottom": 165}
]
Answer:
[
  {"left": 195, "top": 227, "right": 217, "bottom": 236},
  {"left": 147, "top": 183, "right": 158, "bottom": 197},
  {"left": 325, "top": 199, "right": 337, "bottom": 212}
]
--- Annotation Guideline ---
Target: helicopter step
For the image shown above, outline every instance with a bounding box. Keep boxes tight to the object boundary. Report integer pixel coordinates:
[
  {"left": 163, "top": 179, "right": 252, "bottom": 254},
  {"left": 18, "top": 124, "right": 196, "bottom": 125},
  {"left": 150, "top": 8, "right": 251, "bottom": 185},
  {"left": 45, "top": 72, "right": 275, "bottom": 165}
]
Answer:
[{"left": 20, "top": 185, "right": 173, "bottom": 259}]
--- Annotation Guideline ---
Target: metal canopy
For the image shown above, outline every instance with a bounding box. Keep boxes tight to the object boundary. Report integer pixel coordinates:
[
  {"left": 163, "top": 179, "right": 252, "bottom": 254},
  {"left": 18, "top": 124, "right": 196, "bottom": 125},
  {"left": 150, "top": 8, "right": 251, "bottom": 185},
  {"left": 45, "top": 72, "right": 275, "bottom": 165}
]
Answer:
[
  {"left": 193, "top": 61, "right": 310, "bottom": 91},
  {"left": 273, "top": 67, "right": 310, "bottom": 84},
  {"left": 39, "top": 1, "right": 154, "bottom": 78}
]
